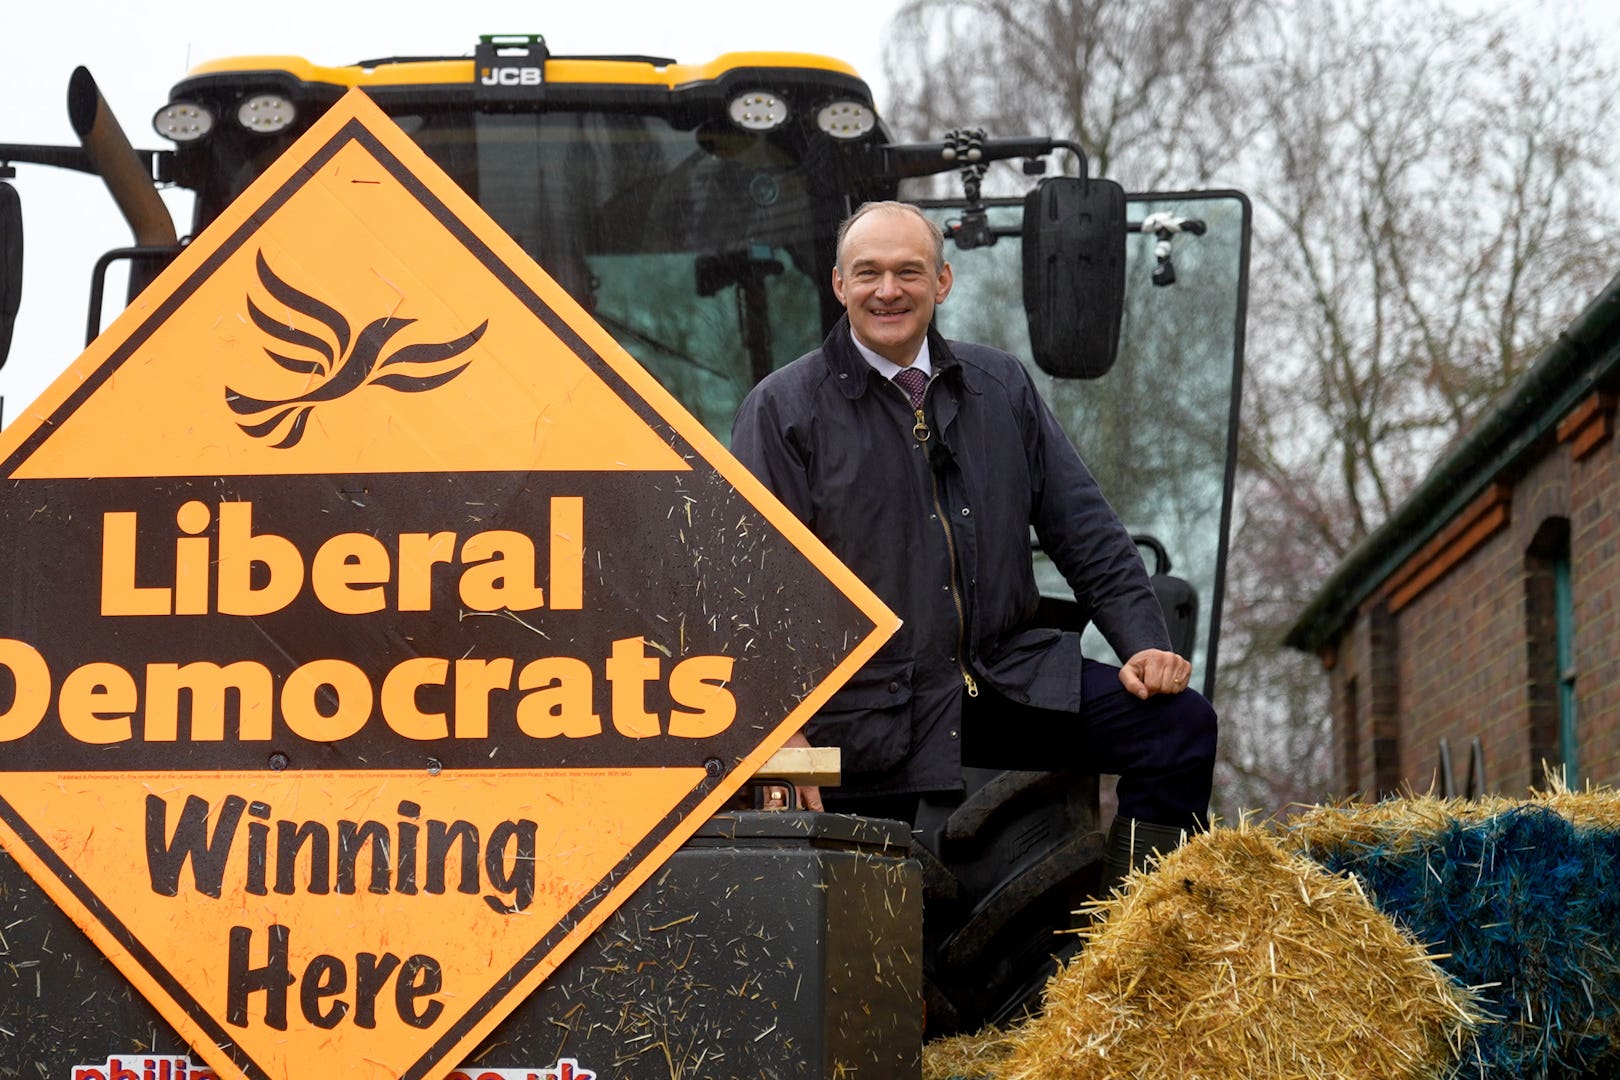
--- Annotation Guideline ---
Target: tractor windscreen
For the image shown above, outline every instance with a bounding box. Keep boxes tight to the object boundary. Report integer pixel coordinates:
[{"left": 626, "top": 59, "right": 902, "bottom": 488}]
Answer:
[
  {"left": 394, "top": 110, "right": 827, "bottom": 439},
  {"left": 190, "top": 107, "right": 831, "bottom": 441},
  {"left": 925, "top": 193, "right": 1249, "bottom": 688}
]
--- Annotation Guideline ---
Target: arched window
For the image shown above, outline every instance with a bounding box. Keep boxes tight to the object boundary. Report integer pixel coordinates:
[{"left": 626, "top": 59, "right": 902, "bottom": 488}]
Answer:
[{"left": 1526, "top": 518, "right": 1576, "bottom": 786}]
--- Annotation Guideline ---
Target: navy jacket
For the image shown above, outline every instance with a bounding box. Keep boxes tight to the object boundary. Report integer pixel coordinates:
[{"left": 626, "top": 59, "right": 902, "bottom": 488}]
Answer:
[{"left": 732, "top": 318, "right": 1169, "bottom": 794}]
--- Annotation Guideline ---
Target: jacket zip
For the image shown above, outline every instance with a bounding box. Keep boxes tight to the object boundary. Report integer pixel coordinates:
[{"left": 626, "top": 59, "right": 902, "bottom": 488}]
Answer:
[{"left": 895, "top": 378, "right": 979, "bottom": 699}]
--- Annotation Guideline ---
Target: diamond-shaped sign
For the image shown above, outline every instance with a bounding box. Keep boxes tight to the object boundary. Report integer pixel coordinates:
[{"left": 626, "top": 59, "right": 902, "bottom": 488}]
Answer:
[{"left": 0, "top": 89, "right": 895, "bottom": 1080}]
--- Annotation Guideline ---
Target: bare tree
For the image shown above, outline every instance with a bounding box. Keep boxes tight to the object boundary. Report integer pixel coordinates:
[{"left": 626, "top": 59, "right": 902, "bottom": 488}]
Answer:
[
  {"left": 1247, "top": 1, "right": 1617, "bottom": 540},
  {"left": 881, "top": 0, "right": 1620, "bottom": 816},
  {"left": 883, "top": 0, "right": 1266, "bottom": 186},
  {"left": 1226, "top": 1, "right": 1616, "bottom": 812}
]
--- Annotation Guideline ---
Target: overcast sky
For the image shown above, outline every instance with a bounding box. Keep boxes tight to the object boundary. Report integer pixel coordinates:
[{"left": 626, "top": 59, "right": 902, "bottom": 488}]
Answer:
[{"left": 0, "top": 0, "right": 906, "bottom": 426}]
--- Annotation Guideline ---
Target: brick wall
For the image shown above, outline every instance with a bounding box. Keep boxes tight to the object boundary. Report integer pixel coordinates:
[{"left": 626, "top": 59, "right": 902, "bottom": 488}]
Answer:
[
  {"left": 1571, "top": 415, "right": 1620, "bottom": 781},
  {"left": 1324, "top": 398, "right": 1620, "bottom": 799},
  {"left": 1327, "top": 617, "right": 1368, "bottom": 796},
  {"left": 1325, "top": 601, "right": 1401, "bottom": 798}
]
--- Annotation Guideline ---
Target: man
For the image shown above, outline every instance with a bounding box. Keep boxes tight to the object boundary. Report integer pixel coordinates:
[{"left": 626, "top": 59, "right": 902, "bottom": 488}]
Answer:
[{"left": 731, "top": 201, "right": 1216, "bottom": 883}]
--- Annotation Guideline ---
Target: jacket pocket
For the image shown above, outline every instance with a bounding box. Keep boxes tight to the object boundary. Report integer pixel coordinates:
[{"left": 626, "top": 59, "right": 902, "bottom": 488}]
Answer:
[
  {"left": 807, "top": 659, "right": 914, "bottom": 778},
  {"left": 979, "top": 627, "right": 1079, "bottom": 710},
  {"left": 981, "top": 627, "right": 1065, "bottom": 683}
]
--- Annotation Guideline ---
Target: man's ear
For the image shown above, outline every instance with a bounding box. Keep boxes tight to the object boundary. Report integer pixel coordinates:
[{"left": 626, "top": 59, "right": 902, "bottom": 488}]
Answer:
[
  {"left": 831, "top": 265, "right": 847, "bottom": 306},
  {"left": 935, "top": 261, "right": 954, "bottom": 304}
]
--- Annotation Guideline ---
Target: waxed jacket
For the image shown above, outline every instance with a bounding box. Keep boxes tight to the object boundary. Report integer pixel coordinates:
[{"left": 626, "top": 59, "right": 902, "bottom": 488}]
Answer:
[{"left": 732, "top": 318, "right": 1169, "bottom": 795}]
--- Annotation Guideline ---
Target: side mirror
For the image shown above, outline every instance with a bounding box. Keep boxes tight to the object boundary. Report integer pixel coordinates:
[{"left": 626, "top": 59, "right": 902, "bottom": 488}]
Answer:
[
  {"left": 1022, "top": 176, "right": 1126, "bottom": 379},
  {"left": 0, "top": 180, "right": 21, "bottom": 369}
]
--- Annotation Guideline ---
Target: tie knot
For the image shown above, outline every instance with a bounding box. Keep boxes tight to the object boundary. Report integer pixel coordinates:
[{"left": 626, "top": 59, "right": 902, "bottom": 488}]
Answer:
[{"left": 893, "top": 367, "right": 927, "bottom": 409}]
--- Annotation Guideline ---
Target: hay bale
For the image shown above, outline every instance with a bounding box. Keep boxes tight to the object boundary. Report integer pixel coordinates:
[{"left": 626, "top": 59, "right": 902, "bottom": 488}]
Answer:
[
  {"left": 1287, "top": 784, "right": 1620, "bottom": 855},
  {"left": 1285, "top": 784, "right": 1620, "bottom": 855},
  {"left": 972, "top": 824, "right": 1480, "bottom": 1079},
  {"left": 1290, "top": 793, "right": 1620, "bottom": 1078},
  {"left": 921, "top": 1026, "right": 1016, "bottom": 1080},
  {"left": 1532, "top": 785, "right": 1620, "bottom": 830},
  {"left": 1289, "top": 794, "right": 1516, "bottom": 853}
]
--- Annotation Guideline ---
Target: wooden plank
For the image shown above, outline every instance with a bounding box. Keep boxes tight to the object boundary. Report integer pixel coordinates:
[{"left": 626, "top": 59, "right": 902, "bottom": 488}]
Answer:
[
  {"left": 1556, "top": 390, "right": 1617, "bottom": 461},
  {"left": 754, "top": 746, "right": 842, "bottom": 787}
]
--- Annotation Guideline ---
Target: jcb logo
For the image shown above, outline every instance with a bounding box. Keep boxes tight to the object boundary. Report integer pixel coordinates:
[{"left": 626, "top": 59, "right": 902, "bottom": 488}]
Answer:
[{"left": 480, "top": 67, "right": 543, "bottom": 86}]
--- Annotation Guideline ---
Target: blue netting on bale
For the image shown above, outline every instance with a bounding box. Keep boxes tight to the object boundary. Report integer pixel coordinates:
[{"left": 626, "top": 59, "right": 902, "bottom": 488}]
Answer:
[{"left": 1301, "top": 804, "right": 1620, "bottom": 1079}]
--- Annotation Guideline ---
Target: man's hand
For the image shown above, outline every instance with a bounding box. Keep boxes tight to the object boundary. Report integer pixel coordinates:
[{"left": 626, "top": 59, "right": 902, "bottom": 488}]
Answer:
[
  {"left": 771, "top": 730, "right": 825, "bottom": 812},
  {"left": 1119, "top": 649, "right": 1192, "bottom": 700}
]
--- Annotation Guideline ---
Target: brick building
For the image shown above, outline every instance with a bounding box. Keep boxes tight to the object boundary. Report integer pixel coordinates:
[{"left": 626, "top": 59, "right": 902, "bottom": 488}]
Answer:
[{"left": 1287, "top": 277, "right": 1620, "bottom": 799}]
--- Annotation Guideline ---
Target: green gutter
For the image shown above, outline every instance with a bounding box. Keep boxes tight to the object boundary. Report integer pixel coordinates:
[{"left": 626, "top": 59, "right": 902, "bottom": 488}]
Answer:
[{"left": 1285, "top": 271, "right": 1620, "bottom": 654}]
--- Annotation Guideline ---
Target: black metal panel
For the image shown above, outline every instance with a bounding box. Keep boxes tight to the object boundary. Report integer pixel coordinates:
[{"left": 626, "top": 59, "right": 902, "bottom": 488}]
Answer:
[{"left": 0, "top": 812, "right": 921, "bottom": 1079}]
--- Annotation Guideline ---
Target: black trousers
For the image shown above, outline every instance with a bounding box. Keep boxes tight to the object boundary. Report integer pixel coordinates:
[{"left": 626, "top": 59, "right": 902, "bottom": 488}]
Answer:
[
  {"left": 966, "top": 659, "right": 1216, "bottom": 829},
  {"left": 825, "top": 659, "right": 1217, "bottom": 830}
]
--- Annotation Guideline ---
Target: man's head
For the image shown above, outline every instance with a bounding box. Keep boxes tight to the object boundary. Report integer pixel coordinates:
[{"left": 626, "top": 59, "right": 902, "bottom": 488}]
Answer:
[{"left": 833, "top": 202, "right": 953, "bottom": 367}]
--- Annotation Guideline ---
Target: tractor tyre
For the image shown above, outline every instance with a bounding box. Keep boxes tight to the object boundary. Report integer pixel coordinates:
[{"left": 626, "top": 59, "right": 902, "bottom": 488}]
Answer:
[{"left": 911, "top": 766, "right": 1106, "bottom": 1035}]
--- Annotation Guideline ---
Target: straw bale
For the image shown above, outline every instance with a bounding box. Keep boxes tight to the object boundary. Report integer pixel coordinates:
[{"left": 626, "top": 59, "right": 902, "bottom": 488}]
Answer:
[
  {"left": 1289, "top": 795, "right": 1516, "bottom": 855},
  {"left": 1533, "top": 785, "right": 1620, "bottom": 829},
  {"left": 921, "top": 1026, "right": 1017, "bottom": 1080},
  {"left": 1287, "top": 783, "right": 1620, "bottom": 857},
  {"left": 1286, "top": 791, "right": 1620, "bottom": 1077},
  {"left": 952, "top": 823, "right": 1482, "bottom": 1080}
]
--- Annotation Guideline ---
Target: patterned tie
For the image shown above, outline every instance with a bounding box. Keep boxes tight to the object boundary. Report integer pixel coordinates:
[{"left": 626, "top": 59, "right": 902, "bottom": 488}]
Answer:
[{"left": 893, "top": 367, "right": 928, "bottom": 409}]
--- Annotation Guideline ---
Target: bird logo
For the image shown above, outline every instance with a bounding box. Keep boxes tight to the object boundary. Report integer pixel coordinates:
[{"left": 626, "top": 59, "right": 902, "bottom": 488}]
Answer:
[{"left": 226, "top": 251, "right": 487, "bottom": 448}]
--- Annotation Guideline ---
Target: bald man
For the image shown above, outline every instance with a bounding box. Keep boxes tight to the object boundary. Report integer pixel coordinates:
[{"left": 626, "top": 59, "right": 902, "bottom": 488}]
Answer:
[{"left": 732, "top": 201, "right": 1217, "bottom": 884}]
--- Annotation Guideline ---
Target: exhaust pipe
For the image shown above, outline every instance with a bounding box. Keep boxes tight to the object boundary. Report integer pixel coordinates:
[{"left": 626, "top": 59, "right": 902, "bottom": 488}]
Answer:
[
  {"left": 69, "top": 66, "right": 178, "bottom": 308},
  {"left": 68, "top": 66, "right": 176, "bottom": 249},
  {"left": 0, "top": 178, "right": 21, "bottom": 370}
]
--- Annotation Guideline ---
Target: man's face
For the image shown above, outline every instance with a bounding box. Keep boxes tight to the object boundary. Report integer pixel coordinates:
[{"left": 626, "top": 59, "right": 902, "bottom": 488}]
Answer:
[{"left": 833, "top": 209, "right": 953, "bottom": 366}]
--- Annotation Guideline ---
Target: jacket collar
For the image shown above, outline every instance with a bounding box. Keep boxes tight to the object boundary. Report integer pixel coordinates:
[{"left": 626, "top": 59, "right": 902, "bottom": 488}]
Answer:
[{"left": 822, "top": 314, "right": 961, "bottom": 400}]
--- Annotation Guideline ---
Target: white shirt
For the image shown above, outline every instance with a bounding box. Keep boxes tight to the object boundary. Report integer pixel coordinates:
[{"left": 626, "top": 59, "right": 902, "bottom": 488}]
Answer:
[{"left": 849, "top": 327, "right": 933, "bottom": 385}]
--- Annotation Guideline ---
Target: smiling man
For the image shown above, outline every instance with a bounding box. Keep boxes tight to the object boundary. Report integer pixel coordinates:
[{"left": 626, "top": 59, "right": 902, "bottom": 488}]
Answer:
[{"left": 731, "top": 201, "right": 1217, "bottom": 887}]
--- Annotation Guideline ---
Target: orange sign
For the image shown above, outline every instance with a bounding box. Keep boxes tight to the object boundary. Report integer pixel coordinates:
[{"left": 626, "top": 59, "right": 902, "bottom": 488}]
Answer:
[{"left": 0, "top": 89, "right": 895, "bottom": 1080}]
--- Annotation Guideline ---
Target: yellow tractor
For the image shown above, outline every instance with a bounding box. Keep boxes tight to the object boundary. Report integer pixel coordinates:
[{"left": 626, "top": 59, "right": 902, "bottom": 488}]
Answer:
[{"left": 0, "top": 35, "right": 1248, "bottom": 1077}]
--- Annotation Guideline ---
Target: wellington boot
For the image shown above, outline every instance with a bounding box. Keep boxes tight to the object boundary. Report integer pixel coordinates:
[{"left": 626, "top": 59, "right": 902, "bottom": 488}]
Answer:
[{"left": 1098, "top": 816, "right": 1189, "bottom": 897}]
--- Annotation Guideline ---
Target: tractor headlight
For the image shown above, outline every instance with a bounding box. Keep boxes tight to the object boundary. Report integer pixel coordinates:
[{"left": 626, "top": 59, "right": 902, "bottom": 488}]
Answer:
[
  {"left": 727, "top": 91, "right": 789, "bottom": 132},
  {"left": 815, "top": 100, "right": 874, "bottom": 139},
  {"left": 152, "top": 102, "right": 214, "bottom": 143},
  {"left": 237, "top": 94, "right": 297, "bottom": 135}
]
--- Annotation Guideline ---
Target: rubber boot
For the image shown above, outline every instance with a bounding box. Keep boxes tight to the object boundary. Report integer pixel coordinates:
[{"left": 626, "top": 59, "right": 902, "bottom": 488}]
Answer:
[{"left": 1099, "top": 817, "right": 1190, "bottom": 897}]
